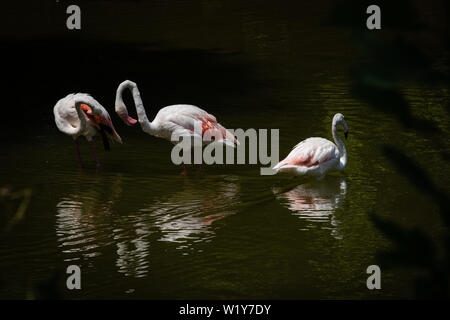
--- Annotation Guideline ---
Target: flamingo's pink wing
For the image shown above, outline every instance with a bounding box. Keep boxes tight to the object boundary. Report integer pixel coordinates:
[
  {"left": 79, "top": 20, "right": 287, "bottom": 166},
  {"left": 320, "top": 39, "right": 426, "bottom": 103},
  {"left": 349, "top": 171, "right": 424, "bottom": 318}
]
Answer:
[
  {"left": 275, "top": 138, "right": 338, "bottom": 169},
  {"left": 194, "top": 112, "right": 238, "bottom": 145},
  {"left": 168, "top": 108, "right": 238, "bottom": 145}
]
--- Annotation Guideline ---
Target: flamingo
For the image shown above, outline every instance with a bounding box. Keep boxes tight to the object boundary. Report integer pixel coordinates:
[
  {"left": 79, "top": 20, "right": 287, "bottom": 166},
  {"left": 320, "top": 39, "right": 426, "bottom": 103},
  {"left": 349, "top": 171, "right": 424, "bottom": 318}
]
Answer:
[
  {"left": 114, "top": 80, "right": 238, "bottom": 174},
  {"left": 273, "top": 113, "right": 348, "bottom": 179},
  {"left": 54, "top": 93, "right": 122, "bottom": 167}
]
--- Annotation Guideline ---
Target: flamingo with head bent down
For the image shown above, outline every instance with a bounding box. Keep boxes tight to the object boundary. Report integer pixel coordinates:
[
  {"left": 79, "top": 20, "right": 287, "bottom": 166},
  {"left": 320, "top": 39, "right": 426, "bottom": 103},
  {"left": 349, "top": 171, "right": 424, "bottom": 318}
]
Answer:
[
  {"left": 115, "top": 80, "right": 239, "bottom": 174},
  {"left": 54, "top": 93, "right": 122, "bottom": 167},
  {"left": 273, "top": 113, "right": 349, "bottom": 179}
]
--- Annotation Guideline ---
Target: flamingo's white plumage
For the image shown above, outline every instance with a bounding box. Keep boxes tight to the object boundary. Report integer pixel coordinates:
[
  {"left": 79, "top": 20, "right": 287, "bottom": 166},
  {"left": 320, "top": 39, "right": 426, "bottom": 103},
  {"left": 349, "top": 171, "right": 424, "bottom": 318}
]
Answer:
[
  {"left": 273, "top": 113, "right": 348, "bottom": 179},
  {"left": 114, "top": 80, "right": 238, "bottom": 172},
  {"left": 54, "top": 93, "right": 122, "bottom": 167}
]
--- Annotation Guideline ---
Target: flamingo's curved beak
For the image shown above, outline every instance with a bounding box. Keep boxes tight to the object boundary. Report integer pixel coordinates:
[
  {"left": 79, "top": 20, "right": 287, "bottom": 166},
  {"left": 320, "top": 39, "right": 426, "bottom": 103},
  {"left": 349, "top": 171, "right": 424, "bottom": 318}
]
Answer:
[
  {"left": 344, "top": 131, "right": 348, "bottom": 140},
  {"left": 120, "top": 113, "right": 138, "bottom": 126}
]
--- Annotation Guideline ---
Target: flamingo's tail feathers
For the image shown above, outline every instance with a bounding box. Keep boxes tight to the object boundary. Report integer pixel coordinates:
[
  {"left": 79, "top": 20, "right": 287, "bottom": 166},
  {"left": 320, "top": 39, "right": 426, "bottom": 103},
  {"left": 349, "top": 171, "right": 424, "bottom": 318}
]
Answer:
[
  {"left": 219, "top": 139, "right": 238, "bottom": 148},
  {"left": 273, "top": 162, "right": 297, "bottom": 172},
  {"left": 99, "top": 123, "right": 124, "bottom": 151},
  {"left": 272, "top": 162, "right": 284, "bottom": 170},
  {"left": 221, "top": 127, "right": 239, "bottom": 147}
]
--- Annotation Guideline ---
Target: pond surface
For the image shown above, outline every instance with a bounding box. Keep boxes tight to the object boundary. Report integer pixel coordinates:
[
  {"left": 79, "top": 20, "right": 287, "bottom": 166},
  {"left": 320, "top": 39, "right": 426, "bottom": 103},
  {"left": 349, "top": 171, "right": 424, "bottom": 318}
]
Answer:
[{"left": 0, "top": 0, "right": 448, "bottom": 299}]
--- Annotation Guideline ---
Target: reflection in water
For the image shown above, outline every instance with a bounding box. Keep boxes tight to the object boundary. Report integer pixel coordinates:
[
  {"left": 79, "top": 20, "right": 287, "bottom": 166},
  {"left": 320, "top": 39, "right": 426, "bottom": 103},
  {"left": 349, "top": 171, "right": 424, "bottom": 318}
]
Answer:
[
  {"left": 55, "top": 174, "right": 240, "bottom": 278},
  {"left": 55, "top": 174, "right": 154, "bottom": 278},
  {"left": 113, "top": 219, "right": 151, "bottom": 278},
  {"left": 55, "top": 175, "right": 123, "bottom": 263},
  {"left": 274, "top": 177, "right": 347, "bottom": 239},
  {"left": 139, "top": 176, "right": 239, "bottom": 251},
  {"left": 56, "top": 199, "right": 103, "bottom": 260}
]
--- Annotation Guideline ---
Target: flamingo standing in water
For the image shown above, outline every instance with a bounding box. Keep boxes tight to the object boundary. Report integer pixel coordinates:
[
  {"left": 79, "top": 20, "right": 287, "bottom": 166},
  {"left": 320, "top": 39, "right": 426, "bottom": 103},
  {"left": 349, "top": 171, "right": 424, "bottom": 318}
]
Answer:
[
  {"left": 273, "top": 113, "right": 349, "bottom": 179},
  {"left": 54, "top": 93, "right": 122, "bottom": 167},
  {"left": 114, "top": 80, "right": 238, "bottom": 174}
]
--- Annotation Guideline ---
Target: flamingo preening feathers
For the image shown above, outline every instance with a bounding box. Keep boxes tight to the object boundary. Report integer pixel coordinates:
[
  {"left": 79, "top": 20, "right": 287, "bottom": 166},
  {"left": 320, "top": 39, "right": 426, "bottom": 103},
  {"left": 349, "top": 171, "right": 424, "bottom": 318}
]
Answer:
[
  {"left": 273, "top": 113, "right": 349, "bottom": 179},
  {"left": 54, "top": 93, "right": 122, "bottom": 167}
]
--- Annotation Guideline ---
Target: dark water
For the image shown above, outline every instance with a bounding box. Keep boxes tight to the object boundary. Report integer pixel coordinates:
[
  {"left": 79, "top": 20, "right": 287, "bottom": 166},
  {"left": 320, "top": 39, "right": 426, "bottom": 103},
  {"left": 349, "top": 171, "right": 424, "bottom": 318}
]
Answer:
[{"left": 0, "top": 1, "right": 449, "bottom": 299}]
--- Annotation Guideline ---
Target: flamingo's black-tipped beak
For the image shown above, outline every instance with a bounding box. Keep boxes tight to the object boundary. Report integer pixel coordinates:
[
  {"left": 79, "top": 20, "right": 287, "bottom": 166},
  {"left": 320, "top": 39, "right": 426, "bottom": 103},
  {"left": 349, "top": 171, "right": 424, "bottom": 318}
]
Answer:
[
  {"left": 344, "top": 131, "right": 348, "bottom": 140},
  {"left": 120, "top": 113, "right": 138, "bottom": 126}
]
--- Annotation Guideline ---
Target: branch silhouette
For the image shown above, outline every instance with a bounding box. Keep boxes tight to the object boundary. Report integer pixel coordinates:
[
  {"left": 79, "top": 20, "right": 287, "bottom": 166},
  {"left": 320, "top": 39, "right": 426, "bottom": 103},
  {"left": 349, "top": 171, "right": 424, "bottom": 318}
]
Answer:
[{"left": 328, "top": 0, "right": 449, "bottom": 298}]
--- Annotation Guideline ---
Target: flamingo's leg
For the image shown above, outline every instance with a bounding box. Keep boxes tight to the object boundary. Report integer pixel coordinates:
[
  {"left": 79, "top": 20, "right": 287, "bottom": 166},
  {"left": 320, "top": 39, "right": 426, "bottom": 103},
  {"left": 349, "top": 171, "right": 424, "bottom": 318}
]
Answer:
[
  {"left": 88, "top": 140, "right": 101, "bottom": 167},
  {"left": 74, "top": 139, "right": 83, "bottom": 168},
  {"left": 191, "top": 147, "right": 202, "bottom": 172}
]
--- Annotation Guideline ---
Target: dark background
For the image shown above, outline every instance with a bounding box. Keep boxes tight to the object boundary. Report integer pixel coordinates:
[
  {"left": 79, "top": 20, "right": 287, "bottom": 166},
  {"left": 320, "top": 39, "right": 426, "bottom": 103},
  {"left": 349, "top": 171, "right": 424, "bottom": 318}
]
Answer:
[{"left": 1, "top": 0, "right": 447, "bottom": 138}]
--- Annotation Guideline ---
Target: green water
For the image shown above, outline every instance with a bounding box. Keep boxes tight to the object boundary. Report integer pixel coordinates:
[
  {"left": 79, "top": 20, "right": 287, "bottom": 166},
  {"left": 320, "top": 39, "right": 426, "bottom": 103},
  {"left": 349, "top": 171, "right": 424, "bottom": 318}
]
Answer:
[{"left": 0, "top": 1, "right": 448, "bottom": 299}]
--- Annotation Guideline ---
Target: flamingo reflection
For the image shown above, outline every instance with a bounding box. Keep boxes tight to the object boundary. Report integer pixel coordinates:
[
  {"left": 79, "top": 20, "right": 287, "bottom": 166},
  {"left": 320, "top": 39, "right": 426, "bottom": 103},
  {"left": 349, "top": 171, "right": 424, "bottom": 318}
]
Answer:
[
  {"left": 274, "top": 177, "right": 347, "bottom": 239},
  {"left": 139, "top": 176, "right": 239, "bottom": 250},
  {"left": 55, "top": 175, "right": 123, "bottom": 262},
  {"left": 56, "top": 175, "right": 240, "bottom": 279},
  {"left": 56, "top": 174, "right": 155, "bottom": 278}
]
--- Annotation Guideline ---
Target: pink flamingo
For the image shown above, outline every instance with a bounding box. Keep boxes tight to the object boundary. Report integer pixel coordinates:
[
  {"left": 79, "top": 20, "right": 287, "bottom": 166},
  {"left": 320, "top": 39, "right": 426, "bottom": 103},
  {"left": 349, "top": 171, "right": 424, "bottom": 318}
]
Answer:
[
  {"left": 273, "top": 113, "right": 349, "bottom": 179},
  {"left": 114, "top": 80, "right": 238, "bottom": 174},
  {"left": 54, "top": 94, "right": 122, "bottom": 167}
]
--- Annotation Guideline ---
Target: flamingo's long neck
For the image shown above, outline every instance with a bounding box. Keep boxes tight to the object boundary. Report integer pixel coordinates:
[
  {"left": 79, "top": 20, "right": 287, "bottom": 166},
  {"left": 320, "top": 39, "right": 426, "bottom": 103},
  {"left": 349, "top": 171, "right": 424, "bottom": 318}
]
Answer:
[
  {"left": 115, "top": 81, "right": 158, "bottom": 135},
  {"left": 332, "top": 121, "right": 347, "bottom": 170}
]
